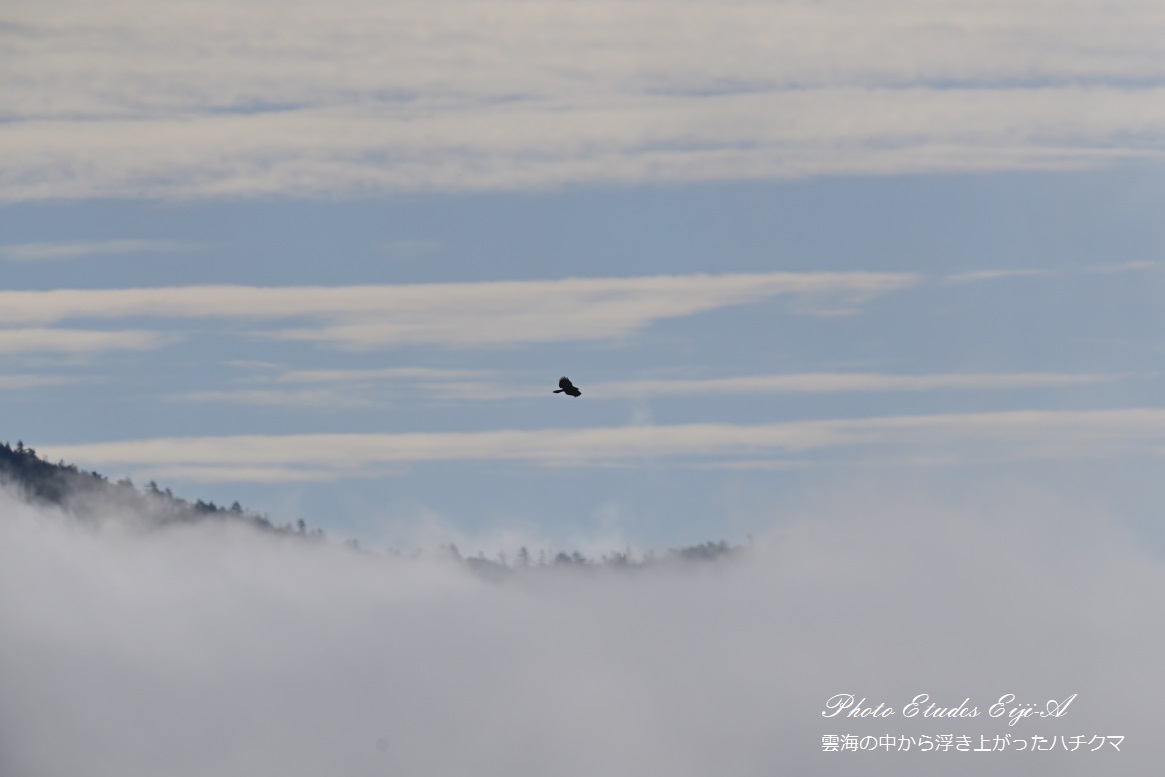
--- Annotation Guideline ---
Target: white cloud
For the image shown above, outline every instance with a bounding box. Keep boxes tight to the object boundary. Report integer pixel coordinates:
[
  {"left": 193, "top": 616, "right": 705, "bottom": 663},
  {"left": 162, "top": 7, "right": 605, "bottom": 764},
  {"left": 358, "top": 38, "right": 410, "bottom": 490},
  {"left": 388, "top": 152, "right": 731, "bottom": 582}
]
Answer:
[
  {"left": 5, "top": 0, "right": 1165, "bottom": 199},
  {"left": 173, "top": 367, "right": 500, "bottom": 408},
  {"left": 402, "top": 370, "right": 1120, "bottom": 402},
  {"left": 9, "top": 0, "right": 1165, "bottom": 118},
  {"left": 514, "top": 371, "right": 1120, "bottom": 400},
  {"left": 5, "top": 87, "right": 1165, "bottom": 200},
  {"left": 37, "top": 407, "right": 1165, "bottom": 482},
  {"left": 0, "top": 328, "right": 173, "bottom": 355},
  {"left": 695, "top": 458, "right": 808, "bottom": 472},
  {"left": 0, "top": 239, "right": 194, "bottom": 262},
  {"left": 135, "top": 465, "right": 364, "bottom": 483},
  {"left": 0, "top": 373, "right": 77, "bottom": 390},
  {"left": 0, "top": 272, "right": 917, "bottom": 349},
  {"left": 273, "top": 367, "right": 488, "bottom": 383},
  {"left": 1088, "top": 260, "right": 1160, "bottom": 274},
  {"left": 946, "top": 268, "right": 1055, "bottom": 284},
  {"left": 170, "top": 388, "right": 378, "bottom": 410},
  {"left": 946, "top": 261, "right": 1160, "bottom": 284}
]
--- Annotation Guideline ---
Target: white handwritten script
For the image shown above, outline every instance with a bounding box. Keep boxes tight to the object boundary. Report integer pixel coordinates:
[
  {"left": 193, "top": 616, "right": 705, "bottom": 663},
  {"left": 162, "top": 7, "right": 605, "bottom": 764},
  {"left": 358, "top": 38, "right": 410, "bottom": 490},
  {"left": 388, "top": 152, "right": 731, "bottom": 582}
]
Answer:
[{"left": 822, "top": 693, "right": 1077, "bottom": 727}]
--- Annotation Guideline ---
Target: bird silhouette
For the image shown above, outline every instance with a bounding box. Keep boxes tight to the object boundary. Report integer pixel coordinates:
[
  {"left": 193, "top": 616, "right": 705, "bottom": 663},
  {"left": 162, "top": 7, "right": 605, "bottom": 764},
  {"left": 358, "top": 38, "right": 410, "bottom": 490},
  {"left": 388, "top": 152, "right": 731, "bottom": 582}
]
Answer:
[{"left": 553, "top": 376, "right": 581, "bottom": 397}]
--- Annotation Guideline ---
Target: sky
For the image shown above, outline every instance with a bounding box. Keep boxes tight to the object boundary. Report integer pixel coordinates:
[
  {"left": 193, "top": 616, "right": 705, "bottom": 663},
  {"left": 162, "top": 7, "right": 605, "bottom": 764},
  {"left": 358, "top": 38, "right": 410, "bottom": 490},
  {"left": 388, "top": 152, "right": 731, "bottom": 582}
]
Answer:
[
  {"left": 4, "top": 1, "right": 1165, "bottom": 774},
  {"left": 3, "top": 0, "right": 1165, "bottom": 554}
]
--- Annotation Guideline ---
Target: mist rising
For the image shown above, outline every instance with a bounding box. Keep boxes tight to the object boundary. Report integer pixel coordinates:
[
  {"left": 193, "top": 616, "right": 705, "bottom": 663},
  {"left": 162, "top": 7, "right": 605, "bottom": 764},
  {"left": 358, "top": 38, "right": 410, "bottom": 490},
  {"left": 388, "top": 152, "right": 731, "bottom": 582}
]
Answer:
[{"left": 1, "top": 480, "right": 1160, "bottom": 776}]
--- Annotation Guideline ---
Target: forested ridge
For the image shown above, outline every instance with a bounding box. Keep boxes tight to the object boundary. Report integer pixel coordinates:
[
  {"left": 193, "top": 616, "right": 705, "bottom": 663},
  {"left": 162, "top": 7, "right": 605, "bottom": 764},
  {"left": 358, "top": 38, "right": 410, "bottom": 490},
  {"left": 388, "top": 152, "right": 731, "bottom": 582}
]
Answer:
[
  {"left": 1, "top": 439, "right": 738, "bottom": 567},
  {"left": 0, "top": 439, "right": 286, "bottom": 532}
]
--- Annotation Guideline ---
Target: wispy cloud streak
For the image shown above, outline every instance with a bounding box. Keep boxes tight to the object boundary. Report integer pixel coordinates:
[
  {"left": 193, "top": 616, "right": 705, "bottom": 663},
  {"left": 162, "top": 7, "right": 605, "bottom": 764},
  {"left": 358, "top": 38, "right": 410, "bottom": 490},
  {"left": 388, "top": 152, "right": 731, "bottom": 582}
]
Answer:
[
  {"left": 0, "top": 239, "right": 194, "bottom": 262},
  {"left": 0, "top": 373, "right": 76, "bottom": 390},
  {"left": 183, "top": 368, "right": 1125, "bottom": 406},
  {"left": 0, "top": 272, "right": 917, "bottom": 349},
  {"left": 0, "top": 329, "right": 172, "bottom": 355},
  {"left": 5, "top": 0, "right": 1165, "bottom": 199},
  {"left": 40, "top": 407, "right": 1165, "bottom": 482},
  {"left": 441, "top": 371, "right": 1121, "bottom": 401},
  {"left": 946, "top": 261, "right": 1160, "bottom": 284}
]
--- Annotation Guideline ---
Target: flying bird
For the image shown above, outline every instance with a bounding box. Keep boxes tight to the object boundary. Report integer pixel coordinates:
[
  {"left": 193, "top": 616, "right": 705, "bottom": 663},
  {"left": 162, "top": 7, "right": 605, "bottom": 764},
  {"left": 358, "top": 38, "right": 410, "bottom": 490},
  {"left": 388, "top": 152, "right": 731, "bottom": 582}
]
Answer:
[{"left": 553, "top": 376, "right": 581, "bottom": 397}]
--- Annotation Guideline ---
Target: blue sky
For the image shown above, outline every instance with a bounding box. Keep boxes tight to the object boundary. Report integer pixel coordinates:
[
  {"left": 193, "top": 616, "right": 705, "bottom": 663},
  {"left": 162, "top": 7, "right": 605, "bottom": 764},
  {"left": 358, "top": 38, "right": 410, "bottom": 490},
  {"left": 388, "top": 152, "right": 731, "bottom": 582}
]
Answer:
[{"left": 4, "top": 0, "right": 1165, "bottom": 553}]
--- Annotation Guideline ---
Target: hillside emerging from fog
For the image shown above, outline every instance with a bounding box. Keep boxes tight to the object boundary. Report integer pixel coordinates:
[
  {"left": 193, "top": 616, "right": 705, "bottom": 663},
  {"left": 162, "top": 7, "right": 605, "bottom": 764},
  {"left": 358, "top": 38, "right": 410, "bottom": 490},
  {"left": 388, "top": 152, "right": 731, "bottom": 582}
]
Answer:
[
  {"left": 0, "top": 439, "right": 737, "bottom": 568},
  {"left": 0, "top": 439, "right": 283, "bottom": 529}
]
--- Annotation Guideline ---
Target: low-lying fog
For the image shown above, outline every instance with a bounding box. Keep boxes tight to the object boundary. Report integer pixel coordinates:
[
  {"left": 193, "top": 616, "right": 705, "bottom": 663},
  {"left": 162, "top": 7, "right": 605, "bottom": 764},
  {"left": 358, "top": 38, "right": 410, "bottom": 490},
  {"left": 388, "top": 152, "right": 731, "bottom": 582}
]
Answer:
[{"left": 1, "top": 483, "right": 1159, "bottom": 776}]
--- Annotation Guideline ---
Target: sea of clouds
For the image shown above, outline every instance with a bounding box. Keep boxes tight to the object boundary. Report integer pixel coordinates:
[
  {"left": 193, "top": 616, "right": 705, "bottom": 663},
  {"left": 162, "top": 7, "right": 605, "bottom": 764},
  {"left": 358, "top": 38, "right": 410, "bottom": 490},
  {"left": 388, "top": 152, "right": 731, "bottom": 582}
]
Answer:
[{"left": 1, "top": 482, "right": 1160, "bottom": 776}]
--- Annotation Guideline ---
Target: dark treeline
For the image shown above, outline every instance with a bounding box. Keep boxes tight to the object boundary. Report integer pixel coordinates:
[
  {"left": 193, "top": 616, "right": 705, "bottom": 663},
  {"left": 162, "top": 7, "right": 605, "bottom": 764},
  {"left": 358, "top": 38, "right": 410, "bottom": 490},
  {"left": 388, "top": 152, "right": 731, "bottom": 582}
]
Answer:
[
  {"left": 450, "top": 540, "right": 737, "bottom": 577},
  {"left": 1, "top": 439, "right": 740, "bottom": 568},
  {"left": 0, "top": 440, "right": 303, "bottom": 535}
]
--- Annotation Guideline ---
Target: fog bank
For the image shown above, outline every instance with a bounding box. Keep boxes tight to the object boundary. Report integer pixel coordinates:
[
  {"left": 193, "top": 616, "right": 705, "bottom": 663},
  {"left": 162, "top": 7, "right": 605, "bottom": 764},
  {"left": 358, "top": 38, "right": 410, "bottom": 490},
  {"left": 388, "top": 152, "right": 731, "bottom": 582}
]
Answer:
[{"left": 1, "top": 485, "right": 1159, "bottom": 776}]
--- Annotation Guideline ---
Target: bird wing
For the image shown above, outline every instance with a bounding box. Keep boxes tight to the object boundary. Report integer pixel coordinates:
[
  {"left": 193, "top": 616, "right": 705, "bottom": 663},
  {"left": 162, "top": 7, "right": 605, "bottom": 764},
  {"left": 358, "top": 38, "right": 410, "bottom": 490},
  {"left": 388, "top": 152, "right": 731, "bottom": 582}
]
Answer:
[{"left": 559, "top": 376, "right": 573, "bottom": 389}]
